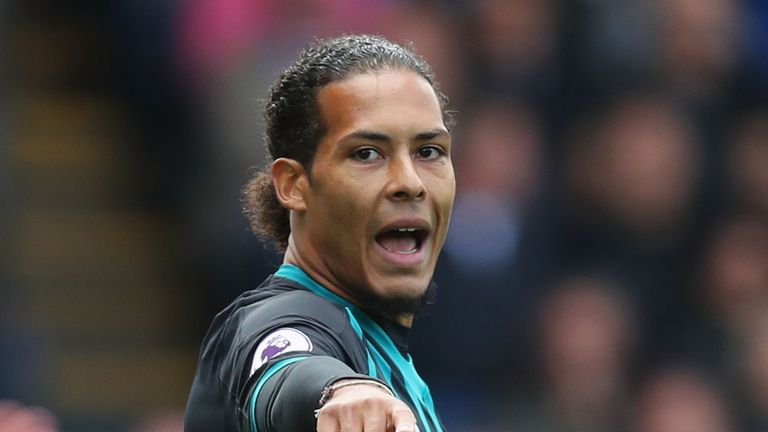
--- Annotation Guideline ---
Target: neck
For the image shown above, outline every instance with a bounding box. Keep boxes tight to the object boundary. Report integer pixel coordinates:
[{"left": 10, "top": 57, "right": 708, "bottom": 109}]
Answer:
[{"left": 282, "top": 241, "right": 414, "bottom": 327}]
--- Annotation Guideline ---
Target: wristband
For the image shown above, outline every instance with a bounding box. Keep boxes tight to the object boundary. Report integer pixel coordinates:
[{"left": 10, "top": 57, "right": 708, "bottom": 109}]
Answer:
[{"left": 314, "top": 378, "right": 394, "bottom": 417}]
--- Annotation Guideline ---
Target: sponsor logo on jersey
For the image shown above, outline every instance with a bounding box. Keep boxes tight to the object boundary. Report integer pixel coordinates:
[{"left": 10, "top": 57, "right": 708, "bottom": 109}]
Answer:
[{"left": 250, "top": 328, "right": 313, "bottom": 375}]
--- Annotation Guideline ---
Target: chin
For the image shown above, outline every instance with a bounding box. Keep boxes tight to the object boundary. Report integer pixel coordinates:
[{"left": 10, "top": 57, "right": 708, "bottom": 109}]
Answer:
[
  {"left": 359, "top": 276, "right": 436, "bottom": 318},
  {"left": 377, "top": 272, "right": 431, "bottom": 297}
]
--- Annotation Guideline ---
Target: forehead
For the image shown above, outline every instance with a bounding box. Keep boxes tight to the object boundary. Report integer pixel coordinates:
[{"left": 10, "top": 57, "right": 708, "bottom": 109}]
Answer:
[{"left": 316, "top": 69, "right": 445, "bottom": 135}]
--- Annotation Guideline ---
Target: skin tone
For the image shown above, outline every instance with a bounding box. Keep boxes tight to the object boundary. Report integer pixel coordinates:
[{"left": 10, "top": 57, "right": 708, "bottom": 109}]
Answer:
[
  {"left": 0, "top": 401, "right": 58, "bottom": 432},
  {"left": 272, "top": 68, "right": 455, "bottom": 432},
  {"left": 274, "top": 69, "right": 454, "bottom": 326}
]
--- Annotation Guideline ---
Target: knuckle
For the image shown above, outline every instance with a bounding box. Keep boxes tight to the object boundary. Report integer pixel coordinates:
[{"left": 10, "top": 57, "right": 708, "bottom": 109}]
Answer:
[
  {"left": 392, "top": 404, "right": 414, "bottom": 416},
  {"left": 362, "top": 396, "right": 388, "bottom": 412},
  {"left": 317, "top": 404, "right": 341, "bottom": 418}
]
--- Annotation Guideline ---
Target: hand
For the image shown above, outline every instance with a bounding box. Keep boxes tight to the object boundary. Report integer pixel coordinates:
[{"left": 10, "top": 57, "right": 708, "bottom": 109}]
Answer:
[
  {"left": 315, "top": 381, "right": 418, "bottom": 432},
  {"left": 0, "top": 400, "right": 58, "bottom": 432}
]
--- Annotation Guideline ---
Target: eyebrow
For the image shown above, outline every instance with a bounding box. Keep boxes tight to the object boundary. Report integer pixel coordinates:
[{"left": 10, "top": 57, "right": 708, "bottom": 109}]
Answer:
[
  {"left": 414, "top": 129, "right": 450, "bottom": 141},
  {"left": 340, "top": 128, "right": 449, "bottom": 143}
]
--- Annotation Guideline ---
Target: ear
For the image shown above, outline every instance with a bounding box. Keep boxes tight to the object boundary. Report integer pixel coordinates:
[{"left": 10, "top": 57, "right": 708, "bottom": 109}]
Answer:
[{"left": 272, "top": 158, "right": 309, "bottom": 212}]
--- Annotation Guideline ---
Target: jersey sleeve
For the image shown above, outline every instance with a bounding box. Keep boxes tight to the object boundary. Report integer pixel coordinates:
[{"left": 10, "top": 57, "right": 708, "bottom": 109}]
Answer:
[{"left": 213, "top": 290, "right": 377, "bottom": 431}]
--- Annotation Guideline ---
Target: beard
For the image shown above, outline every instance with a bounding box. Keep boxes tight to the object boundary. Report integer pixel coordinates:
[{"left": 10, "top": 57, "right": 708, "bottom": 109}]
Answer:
[{"left": 349, "top": 280, "right": 438, "bottom": 322}]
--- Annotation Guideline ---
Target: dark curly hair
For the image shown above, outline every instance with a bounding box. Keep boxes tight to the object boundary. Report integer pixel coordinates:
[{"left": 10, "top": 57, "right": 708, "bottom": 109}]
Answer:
[{"left": 243, "top": 34, "right": 453, "bottom": 252}]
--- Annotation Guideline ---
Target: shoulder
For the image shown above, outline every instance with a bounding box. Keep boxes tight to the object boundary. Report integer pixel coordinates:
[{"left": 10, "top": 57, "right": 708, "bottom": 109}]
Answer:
[
  {"left": 204, "top": 277, "right": 368, "bottom": 385},
  {"left": 236, "top": 287, "right": 350, "bottom": 339},
  {"left": 202, "top": 276, "right": 354, "bottom": 359}
]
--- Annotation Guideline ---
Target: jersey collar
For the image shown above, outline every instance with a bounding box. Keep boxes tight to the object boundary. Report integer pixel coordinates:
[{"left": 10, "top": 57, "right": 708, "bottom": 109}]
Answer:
[{"left": 274, "top": 263, "right": 411, "bottom": 353}]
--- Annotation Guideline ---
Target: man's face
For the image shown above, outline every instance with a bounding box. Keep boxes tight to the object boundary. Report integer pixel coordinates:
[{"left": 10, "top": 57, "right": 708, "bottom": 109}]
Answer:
[{"left": 297, "top": 69, "right": 455, "bottom": 315}]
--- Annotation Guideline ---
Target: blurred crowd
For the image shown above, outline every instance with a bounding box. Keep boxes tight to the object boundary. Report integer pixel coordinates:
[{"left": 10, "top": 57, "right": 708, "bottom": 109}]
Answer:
[
  {"left": 174, "top": 0, "right": 768, "bottom": 429},
  {"left": 4, "top": 0, "right": 768, "bottom": 430}
]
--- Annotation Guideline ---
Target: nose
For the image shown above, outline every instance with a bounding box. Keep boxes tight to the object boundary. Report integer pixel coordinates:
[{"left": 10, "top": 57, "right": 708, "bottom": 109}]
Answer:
[{"left": 387, "top": 153, "right": 426, "bottom": 201}]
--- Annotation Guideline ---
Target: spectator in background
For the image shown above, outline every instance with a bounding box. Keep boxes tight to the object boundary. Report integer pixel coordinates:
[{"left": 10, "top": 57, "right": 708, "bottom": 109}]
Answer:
[
  {"left": 658, "top": 0, "right": 747, "bottom": 216},
  {"left": 632, "top": 367, "right": 735, "bottom": 432},
  {"left": 570, "top": 0, "right": 743, "bottom": 153},
  {"left": 179, "top": 0, "right": 393, "bottom": 79},
  {"left": 739, "top": 320, "right": 768, "bottom": 431},
  {"left": 728, "top": 110, "right": 768, "bottom": 217},
  {"left": 686, "top": 215, "right": 768, "bottom": 414},
  {"left": 658, "top": 0, "right": 743, "bottom": 104},
  {"left": 378, "top": 2, "right": 466, "bottom": 106},
  {"left": 656, "top": 0, "right": 744, "bottom": 178},
  {"left": 558, "top": 94, "right": 701, "bottom": 356},
  {"left": 564, "top": 95, "right": 699, "bottom": 242},
  {"left": 466, "top": 0, "right": 562, "bottom": 118},
  {"left": 444, "top": 101, "right": 545, "bottom": 272},
  {"left": 502, "top": 274, "right": 636, "bottom": 432},
  {"left": 0, "top": 401, "right": 58, "bottom": 432},
  {"left": 700, "top": 215, "right": 768, "bottom": 336}
]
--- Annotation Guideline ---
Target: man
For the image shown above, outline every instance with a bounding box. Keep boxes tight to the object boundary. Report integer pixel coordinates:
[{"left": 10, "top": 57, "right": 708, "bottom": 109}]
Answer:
[{"left": 185, "top": 34, "right": 455, "bottom": 432}]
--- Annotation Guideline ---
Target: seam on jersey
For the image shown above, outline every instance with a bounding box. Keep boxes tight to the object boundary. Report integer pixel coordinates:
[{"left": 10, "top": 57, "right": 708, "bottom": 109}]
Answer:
[
  {"left": 365, "top": 339, "right": 435, "bottom": 432},
  {"left": 248, "top": 356, "right": 308, "bottom": 432},
  {"left": 277, "top": 264, "right": 443, "bottom": 432},
  {"left": 344, "top": 307, "right": 378, "bottom": 378},
  {"left": 344, "top": 307, "right": 364, "bottom": 339}
]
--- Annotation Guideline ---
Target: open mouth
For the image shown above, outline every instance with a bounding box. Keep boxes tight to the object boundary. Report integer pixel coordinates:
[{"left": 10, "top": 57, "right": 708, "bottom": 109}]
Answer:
[{"left": 375, "top": 227, "right": 428, "bottom": 255}]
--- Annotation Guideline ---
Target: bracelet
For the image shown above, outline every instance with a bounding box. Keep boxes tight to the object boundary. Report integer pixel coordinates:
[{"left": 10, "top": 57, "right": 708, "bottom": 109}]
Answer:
[{"left": 315, "top": 378, "right": 394, "bottom": 416}]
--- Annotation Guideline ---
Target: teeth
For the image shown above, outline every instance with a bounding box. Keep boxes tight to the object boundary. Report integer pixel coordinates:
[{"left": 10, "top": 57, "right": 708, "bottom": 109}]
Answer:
[{"left": 396, "top": 228, "right": 418, "bottom": 232}]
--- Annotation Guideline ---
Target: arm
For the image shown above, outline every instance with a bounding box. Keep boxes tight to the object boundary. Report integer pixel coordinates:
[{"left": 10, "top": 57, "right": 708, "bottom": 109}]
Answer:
[
  {"left": 315, "top": 379, "right": 419, "bottom": 432},
  {"left": 246, "top": 356, "right": 418, "bottom": 432},
  {"left": 220, "top": 291, "right": 419, "bottom": 432}
]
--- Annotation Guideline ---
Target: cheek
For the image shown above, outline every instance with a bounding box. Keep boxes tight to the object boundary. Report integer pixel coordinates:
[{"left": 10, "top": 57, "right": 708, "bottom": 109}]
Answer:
[
  {"left": 431, "top": 169, "right": 457, "bottom": 212},
  {"left": 319, "top": 181, "right": 376, "bottom": 242},
  {"left": 333, "top": 181, "right": 375, "bottom": 215}
]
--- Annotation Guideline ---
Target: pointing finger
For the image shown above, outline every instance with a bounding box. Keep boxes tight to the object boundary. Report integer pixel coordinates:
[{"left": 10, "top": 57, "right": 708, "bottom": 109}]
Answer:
[
  {"left": 395, "top": 424, "right": 419, "bottom": 432},
  {"left": 390, "top": 405, "right": 417, "bottom": 432}
]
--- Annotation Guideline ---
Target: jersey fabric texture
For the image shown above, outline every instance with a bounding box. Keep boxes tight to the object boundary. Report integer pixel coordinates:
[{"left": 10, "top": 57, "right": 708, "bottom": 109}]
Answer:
[{"left": 184, "top": 263, "right": 445, "bottom": 432}]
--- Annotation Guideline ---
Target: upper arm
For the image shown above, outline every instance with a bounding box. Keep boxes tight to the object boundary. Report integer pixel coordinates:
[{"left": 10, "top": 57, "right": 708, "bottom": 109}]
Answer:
[{"left": 213, "top": 292, "right": 370, "bottom": 431}]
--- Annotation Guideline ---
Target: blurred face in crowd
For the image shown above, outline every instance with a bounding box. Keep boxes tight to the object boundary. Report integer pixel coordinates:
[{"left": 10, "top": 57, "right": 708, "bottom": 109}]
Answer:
[
  {"left": 742, "top": 322, "right": 768, "bottom": 414},
  {"left": 633, "top": 369, "right": 733, "bottom": 432},
  {"left": 730, "top": 113, "right": 768, "bottom": 215},
  {"left": 568, "top": 98, "right": 698, "bottom": 237},
  {"left": 660, "top": 0, "right": 741, "bottom": 95},
  {"left": 540, "top": 277, "right": 633, "bottom": 417},
  {"left": 458, "top": 103, "right": 542, "bottom": 202},
  {"left": 381, "top": 3, "right": 464, "bottom": 100},
  {"left": 477, "top": 0, "right": 558, "bottom": 66},
  {"left": 280, "top": 69, "right": 455, "bottom": 323},
  {"left": 604, "top": 100, "right": 696, "bottom": 229},
  {"left": 703, "top": 217, "right": 768, "bottom": 330}
]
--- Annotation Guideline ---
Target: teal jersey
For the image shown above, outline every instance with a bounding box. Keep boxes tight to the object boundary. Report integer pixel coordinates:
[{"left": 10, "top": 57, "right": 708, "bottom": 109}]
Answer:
[{"left": 185, "top": 264, "right": 445, "bottom": 432}]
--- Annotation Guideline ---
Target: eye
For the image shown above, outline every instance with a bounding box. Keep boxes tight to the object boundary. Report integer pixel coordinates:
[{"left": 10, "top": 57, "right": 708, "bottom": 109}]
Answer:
[
  {"left": 352, "top": 147, "right": 383, "bottom": 162},
  {"left": 417, "top": 145, "right": 445, "bottom": 160}
]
